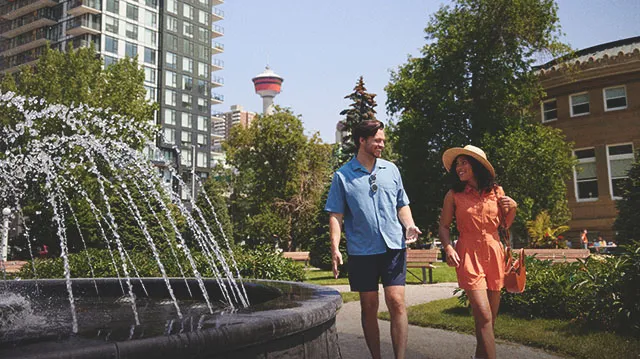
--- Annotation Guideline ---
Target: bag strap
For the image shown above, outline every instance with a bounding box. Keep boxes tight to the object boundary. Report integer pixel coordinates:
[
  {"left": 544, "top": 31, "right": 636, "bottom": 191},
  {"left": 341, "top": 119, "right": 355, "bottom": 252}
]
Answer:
[{"left": 493, "top": 186, "right": 512, "bottom": 259}]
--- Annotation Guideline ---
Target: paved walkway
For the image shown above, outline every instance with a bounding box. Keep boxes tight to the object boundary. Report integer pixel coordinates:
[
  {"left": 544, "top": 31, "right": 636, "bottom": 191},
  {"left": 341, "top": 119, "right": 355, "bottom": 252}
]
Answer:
[{"left": 328, "top": 283, "right": 567, "bottom": 359}]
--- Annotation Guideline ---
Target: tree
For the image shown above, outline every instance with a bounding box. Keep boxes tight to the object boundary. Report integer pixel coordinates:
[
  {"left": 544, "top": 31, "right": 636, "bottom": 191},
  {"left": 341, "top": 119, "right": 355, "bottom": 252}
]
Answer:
[
  {"left": 385, "top": 0, "right": 570, "bottom": 235},
  {"left": 337, "top": 76, "right": 377, "bottom": 165},
  {"left": 225, "top": 108, "right": 332, "bottom": 250},
  {"left": 482, "top": 122, "right": 575, "bottom": 242},
  {"left": 0, "top": 45, "right": 159, "bottom": 255},
  {"left": 614, "top": 150, "right": 640, "bottom": 245}
]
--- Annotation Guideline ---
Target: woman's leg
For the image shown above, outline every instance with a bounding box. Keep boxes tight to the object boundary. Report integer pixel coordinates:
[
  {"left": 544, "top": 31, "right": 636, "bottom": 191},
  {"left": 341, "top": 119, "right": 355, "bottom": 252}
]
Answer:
[
  {"left": 487, "top": 290, "right": 501, "bottom": 327},
  {"left": 466, "top": 289, "right": 496, "bottom": 359}
]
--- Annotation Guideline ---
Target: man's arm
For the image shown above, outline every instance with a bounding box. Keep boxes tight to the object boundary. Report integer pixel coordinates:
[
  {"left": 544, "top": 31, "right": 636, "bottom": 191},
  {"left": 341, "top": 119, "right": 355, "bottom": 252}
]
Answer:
[
  {"left": 397, "top": 205, "right": 421, "bottom": 244},
  {"left": 328, "top": 212, "right": 344, "bottom": 279}
]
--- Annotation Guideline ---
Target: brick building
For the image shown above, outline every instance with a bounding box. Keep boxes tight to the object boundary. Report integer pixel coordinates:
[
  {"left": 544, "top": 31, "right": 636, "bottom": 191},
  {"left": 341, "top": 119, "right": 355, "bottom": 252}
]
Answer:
[{"left": 535, "top": 36, "right": 640, "bottom": 243}]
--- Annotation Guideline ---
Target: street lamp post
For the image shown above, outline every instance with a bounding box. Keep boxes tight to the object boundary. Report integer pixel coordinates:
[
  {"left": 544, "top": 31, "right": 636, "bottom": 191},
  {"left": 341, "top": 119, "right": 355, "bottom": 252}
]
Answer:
[{"left": 2, "top": 207, "right": 11, "bottom": 262}]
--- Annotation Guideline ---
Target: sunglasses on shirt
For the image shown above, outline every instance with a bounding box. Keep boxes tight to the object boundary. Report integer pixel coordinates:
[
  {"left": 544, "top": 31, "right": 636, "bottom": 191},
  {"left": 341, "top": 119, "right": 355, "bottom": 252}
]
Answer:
[{"left": 369, "top": 174, "right": 378, "bottom": 193}]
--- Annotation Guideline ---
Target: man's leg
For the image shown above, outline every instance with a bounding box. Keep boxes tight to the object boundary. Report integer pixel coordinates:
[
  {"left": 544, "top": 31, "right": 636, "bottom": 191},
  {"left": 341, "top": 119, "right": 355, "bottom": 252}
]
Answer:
[
  {"left": 384, "top": 285, "right": 408, "bottom": 359},
  {"left": 359, "top": 291, "right": 381, "bottom": 359}
]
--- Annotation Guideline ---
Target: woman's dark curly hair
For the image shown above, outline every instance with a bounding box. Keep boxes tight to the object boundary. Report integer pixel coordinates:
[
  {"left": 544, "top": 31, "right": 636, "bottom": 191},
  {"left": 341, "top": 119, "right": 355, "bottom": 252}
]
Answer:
[{"left": 448, "top": 155, "right": 496, "bottom": 193}]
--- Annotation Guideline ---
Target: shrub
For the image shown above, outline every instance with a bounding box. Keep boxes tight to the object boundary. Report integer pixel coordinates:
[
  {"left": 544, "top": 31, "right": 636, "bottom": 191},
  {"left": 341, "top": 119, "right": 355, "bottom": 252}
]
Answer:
[{"left": 17, "top": 246, "right": 305, "bottom": 282}]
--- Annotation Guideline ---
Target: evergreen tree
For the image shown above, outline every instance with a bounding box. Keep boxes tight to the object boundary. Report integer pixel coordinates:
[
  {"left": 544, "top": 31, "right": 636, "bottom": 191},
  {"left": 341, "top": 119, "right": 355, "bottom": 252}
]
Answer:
[
  {"left": 338, "top": 76, "right": 377, "bottom": 165},
  {"left": 614, "top": 150, "right": 640, "bottom": 244}
]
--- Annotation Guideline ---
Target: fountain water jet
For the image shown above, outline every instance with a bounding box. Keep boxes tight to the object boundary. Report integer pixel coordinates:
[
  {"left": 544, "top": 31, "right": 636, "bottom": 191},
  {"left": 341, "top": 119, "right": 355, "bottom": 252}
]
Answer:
[{"left": 0, "top": 92, "right": 341, "bottom": 358}]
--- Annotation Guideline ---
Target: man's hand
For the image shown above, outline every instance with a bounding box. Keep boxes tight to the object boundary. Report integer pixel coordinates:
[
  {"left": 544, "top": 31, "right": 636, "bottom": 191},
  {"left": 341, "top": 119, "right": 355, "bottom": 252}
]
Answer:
[
  {"left": 332, "top": 249, "right": 343, "bottom": 279},
  {"left": 405, "top": 225, "right": 422, "bottom": 244}
]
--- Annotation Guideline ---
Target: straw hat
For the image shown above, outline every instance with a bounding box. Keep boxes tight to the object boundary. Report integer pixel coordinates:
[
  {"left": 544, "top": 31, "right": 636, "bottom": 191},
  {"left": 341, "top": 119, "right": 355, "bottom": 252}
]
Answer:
[{"left": 442, "top": 145, "right": 495, "bottom": 177}]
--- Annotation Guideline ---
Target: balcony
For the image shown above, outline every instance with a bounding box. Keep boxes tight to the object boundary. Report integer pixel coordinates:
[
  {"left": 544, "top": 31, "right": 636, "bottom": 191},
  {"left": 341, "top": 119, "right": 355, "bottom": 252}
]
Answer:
[
  {"left": 0, "top": 27, "right": 51, "bottom": 56},
  {"left": 211, "top": 0, "right": 223, "bottom": 5},
  {"left": 67, "top": 0, "right": 101, "bottom": 17},
  {"left": 211, "top": 58, "right": 223, "bottom": 71},
  {"left": 0, "top": 0, "right": 59, "bottom": 20},
  {"left": 211, "top": 41, "right": 223, "bottom": 54},
  {"left": 66, "top": 15, "right": 100, "bottom": 36},
  {"left": 0, "top": 8, "right": 56, "bottom": 38},
  {"left": 211, "top": 7, "right": 223, "bottom": 21},
  {"left": 211, "top": 24, "right": 223, "bottom": 38},
  {"left": 211, "top": 75, "right": 223, "bottom": 87},
  {"left": 0, "top": 46, "right": 44, "bottom": 72},
  {"left": 211, "top": 110, "right": 224, "bottom": 120},
  {"left": 211, "top": 92, "right": 224, "bottom": 104}
]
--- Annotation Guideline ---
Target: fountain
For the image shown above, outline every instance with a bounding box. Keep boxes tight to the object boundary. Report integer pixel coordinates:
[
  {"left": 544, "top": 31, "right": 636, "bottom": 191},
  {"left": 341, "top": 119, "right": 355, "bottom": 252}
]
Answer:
[{"left": 0, "top": 92, "right": 341, "bottom": 358}]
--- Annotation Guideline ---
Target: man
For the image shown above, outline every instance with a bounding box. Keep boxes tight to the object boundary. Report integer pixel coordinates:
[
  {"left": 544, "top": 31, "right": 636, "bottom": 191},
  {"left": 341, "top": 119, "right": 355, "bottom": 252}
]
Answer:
[
  {"left": 325, "top": 120, "right": 420, "bottom": 359},
  {"left": 581, "top": 229, "right": 589, "bottom": 250}
]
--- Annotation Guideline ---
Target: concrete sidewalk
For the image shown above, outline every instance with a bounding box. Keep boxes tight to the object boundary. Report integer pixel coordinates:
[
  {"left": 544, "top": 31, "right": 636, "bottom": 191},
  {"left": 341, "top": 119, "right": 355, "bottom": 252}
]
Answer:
[{"left": 329, "top": 283, "right": 567, "bottom": 359}]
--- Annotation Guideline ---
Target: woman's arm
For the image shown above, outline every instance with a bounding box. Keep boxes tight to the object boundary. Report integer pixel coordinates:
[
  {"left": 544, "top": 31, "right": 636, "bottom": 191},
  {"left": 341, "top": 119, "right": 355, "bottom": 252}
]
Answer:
[
  {"left": 498, "top": 187, "right": 518, "bottom": 228},
  {"left": 439, "top": 190, "right": 460, "bottom": 267}
]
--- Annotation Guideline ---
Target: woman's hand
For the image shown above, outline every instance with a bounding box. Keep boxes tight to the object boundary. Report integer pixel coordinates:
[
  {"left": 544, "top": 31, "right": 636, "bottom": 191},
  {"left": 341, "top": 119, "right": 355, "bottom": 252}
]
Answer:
[
  {"left": 499, "top": 196, "right": 518, "bottom": 214},
  {"left": 444, "top": 244, "right": 460, "bottom": 268}
]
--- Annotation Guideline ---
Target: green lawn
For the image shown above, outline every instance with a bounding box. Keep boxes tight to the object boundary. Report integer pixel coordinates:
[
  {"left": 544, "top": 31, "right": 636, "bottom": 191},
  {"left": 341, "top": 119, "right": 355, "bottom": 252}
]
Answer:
[
  {"left": 378, "top": 297, "right": 640, "bottom": 359},
  {"left": 304, "top": 264, "right": 457, "bottom": 286}
]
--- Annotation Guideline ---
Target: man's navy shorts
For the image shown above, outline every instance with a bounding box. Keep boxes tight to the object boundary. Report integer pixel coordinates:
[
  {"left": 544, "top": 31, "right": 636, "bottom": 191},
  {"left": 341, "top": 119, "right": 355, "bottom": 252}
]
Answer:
[{"left": 348, "top": 247, "right": 406, "bottom": 292}]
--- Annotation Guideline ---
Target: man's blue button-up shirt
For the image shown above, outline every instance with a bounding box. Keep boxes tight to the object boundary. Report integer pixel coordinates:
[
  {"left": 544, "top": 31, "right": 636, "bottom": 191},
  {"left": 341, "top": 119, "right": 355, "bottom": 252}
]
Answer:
[{"left": 325, "top": 157, "right": 410, "bottom": 255}]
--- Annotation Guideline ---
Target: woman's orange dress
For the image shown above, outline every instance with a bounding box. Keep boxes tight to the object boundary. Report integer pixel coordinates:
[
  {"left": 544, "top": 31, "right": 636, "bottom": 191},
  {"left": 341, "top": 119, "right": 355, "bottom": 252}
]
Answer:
[{"left": 453, "top": 185, "right": 505, "bottom": 291}]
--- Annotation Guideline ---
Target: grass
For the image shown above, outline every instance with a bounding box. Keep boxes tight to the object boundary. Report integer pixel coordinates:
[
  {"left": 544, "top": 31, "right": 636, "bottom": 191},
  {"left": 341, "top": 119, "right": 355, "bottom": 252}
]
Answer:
[
  {"left": 340, "top": 292, "right": 360, "bottom": 303},
  {"left": 303, "top": 265, "right": 457, "bottom": 286},
  {"left": 378, "top": 297, "right": 640, "bottom": 359}
]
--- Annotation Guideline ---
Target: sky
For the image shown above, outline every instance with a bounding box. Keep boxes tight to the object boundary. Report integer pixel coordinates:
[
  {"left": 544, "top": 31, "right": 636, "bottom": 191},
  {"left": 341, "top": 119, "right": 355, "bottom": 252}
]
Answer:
[{"left": 217, "top": 0, "right": 640, "bottom": 144}]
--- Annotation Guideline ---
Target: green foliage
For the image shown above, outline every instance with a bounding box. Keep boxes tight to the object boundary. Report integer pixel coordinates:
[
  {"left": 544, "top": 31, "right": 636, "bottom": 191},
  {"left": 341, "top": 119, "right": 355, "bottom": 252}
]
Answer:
[
  {"left": 17, "top": 246, "right": 305, "bottom": 282},
  {"left": 225, "top": 108, "right": 332, "bottom": 251},
  {"left": 484, "top": 123, "right": 575, "bottom": 242},
  {"left": 526, "top": 211, "right": 570, "bottom": 248},
  {"left": 497, "top": 242, "right": 640, "bottom": 335},
  {"left": 337, "top": 76, "right": 378, "bottom": 165},
  {"left": 614, "top": 150, "right": 640, "bottom": 245},
  {"left": 385, "top": 0, "right": 569, "bottom": 234},
  {"left": 190, "top": 173, "right": 233, "bottom": 245}
]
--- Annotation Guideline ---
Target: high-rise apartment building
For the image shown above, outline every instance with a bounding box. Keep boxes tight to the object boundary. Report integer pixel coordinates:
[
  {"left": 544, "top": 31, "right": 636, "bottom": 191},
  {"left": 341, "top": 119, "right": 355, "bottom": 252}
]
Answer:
[
  {"left": 0, "top": 0, "right": 224, "bottom": 198},
  {"left": 211, "top": 104, "right": 255, "bottom": 153}
]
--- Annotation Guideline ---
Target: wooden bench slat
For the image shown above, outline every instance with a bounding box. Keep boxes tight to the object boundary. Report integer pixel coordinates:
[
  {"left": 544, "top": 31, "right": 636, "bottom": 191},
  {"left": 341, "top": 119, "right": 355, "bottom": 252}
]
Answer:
[
  {"left": 281, "top": 252, "right": 310, "bottom": 266},
  {"left": 406, "top": 249, "right": 439, "bottom": 284}
]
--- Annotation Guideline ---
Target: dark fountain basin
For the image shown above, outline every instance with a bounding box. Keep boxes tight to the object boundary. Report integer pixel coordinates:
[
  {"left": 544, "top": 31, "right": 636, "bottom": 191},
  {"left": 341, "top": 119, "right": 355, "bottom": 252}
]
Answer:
[{"left": 0, "top": 278, "right": 342, "bottom": 359}]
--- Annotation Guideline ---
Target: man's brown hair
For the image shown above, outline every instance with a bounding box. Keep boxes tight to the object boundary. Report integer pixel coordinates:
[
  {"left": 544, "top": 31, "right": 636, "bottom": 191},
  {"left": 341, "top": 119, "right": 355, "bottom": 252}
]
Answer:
[{"left": 353, "top": 120, "right": 384, "bottom": 150}]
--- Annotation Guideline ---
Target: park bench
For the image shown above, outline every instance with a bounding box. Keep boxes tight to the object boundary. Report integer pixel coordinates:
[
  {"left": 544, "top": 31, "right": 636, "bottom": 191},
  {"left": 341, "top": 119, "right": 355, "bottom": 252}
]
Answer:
[
  {"left": 282, "top": 251, "right": 311, "bottom": 267},
  {"left": 406, "top": 249, "right": 439, "bottom": 284},
  {"left": 0, "top": 260, "right": 27, "bottom": 274},
  {"left": 525, "top": 248, "right": 590, "bottom": 263}
]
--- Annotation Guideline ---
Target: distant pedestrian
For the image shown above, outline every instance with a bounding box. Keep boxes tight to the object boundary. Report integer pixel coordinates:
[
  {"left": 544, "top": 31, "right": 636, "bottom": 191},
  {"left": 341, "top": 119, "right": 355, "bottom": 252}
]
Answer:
[
  {"left": 38, "top": 244, "right": 48, "bottom": 258},
  {"left": 325, "top": 120, "right": 421, "bottom": 359},
  {"left": 439, "top": 145, "right": 517, "bottom": 359},
  {"left": 581, "top": 229, "right": 588, "bottom": 249}
]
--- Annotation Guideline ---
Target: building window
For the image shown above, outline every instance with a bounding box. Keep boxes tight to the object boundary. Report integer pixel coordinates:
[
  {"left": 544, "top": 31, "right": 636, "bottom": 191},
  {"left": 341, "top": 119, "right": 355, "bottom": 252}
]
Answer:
[
  {"left": 183, "top": 22, "right": 194, "bottom": 38},
  {"left": 163, "top": 128, "right": 175, "bottom": 144},
  {"left": 604, "top": 86, "right": 627, "bottom": 111},
  {"left": 144, "top": 9, "right": 157, "bottom": 27},
  {"left": 183, "top": 4, "right": 193, "bottom": 19},
  {"left": 105, "top": 36, "right": 118, "bottom": 53},
  {"left": 197, "top": 62, "right": 207, "bottom": 78},
  {"left": 105, "top": 16, "right": 119, "bottom": 34},
  {"left": 182, "top": 75, "right": 193, "bottom": 91},
  {"left": 126, "top": 4, "right": 138, "bottom": 21},
  {"left": 574, "top": 148, "right": 598, "bottom": 201},
  {"left": 125, "top": 22, "right": 138, "bottom": 40},
  {"left": 183, "top": 58, "right": 193, "bottom": 73},
  {"left": 124, "top": 42, "right": 137, "bottom": 58},
  {"left": 166, "top": 16, "right": 178, "bottom": 32},
  {"left": 181, "top": 131, "right": 192, "bottom": 146},
  {"left": 144, "top": 47, "right": 156, "bottom": 65},
  {"left": 166, "top": 0, "right": 177, "bottom": 14},
  {"left": 144, "top": 29, "right": 156, "bottom": 46},
  {"left": 165, "top": 33, "right": 178, "bottom": 51},
  {"left": 181, "top": 112, "right": 191, "bottom": 128},
  {"left": 196, "top": 151, "right": 207, "bottom": 167},
  {"left": 197, "top": 79, "right": 206, "bottom": 95},
  {"left": 197, "top": 97, "right": 207, "bottom": 112},
  {"left": 106, "top": 0, "right": 119, "bottom": 14},
  {"left": 197, "top": 115, "right": 207, "bottom": 131},
  {"left": 165, "top": 70, "right": 177, "bottom": 87},
  {"left": 180, "top": 148, "right": 192, "bottom": 167},
  {"left": 183, "top": 39, "right": 194, "bottom": 55},
  {"left": 165, "top": 89, "right": 177, "bottom": 106},
  {"left": 198, "top": 10, "right": 208, "bottom": 25},
  {"left": 144, "top": 86, "right": 156, "bottom": 102},
  {"left": 197, "top": 26, "right": 208, "bottom": 42},
  {"left": 143, "top": 67, "right": 155, "bottom": 84},
  {"left": 607, "top": 143, "right": 634, "bottom": 199},
  {"left": 182, "top": 94, "right": 192, "bottom": 109},
  {"left": 164, "top": 109, "right": 176, "bottom": 125},
  {"left": 570, "top": 92, "right": 589, "bottom": 117},
  {"left": 166, "top": 52, "right": 177, "bottom": 69},
  {"left": 145, "top": 0, "right": 157, "bottom": 7},
  {"left": 104, "top": 55, "right": 117, "bottom": 67},
  {"left": 541, "top": 99, "right": 557, "bottom": 123}
]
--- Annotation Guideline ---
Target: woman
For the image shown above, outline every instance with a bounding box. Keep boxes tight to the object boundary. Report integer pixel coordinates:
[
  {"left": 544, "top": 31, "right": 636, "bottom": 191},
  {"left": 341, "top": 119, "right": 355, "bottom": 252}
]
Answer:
[{"left": 439, "top": 145, "right": 517, "bottom": 359}]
